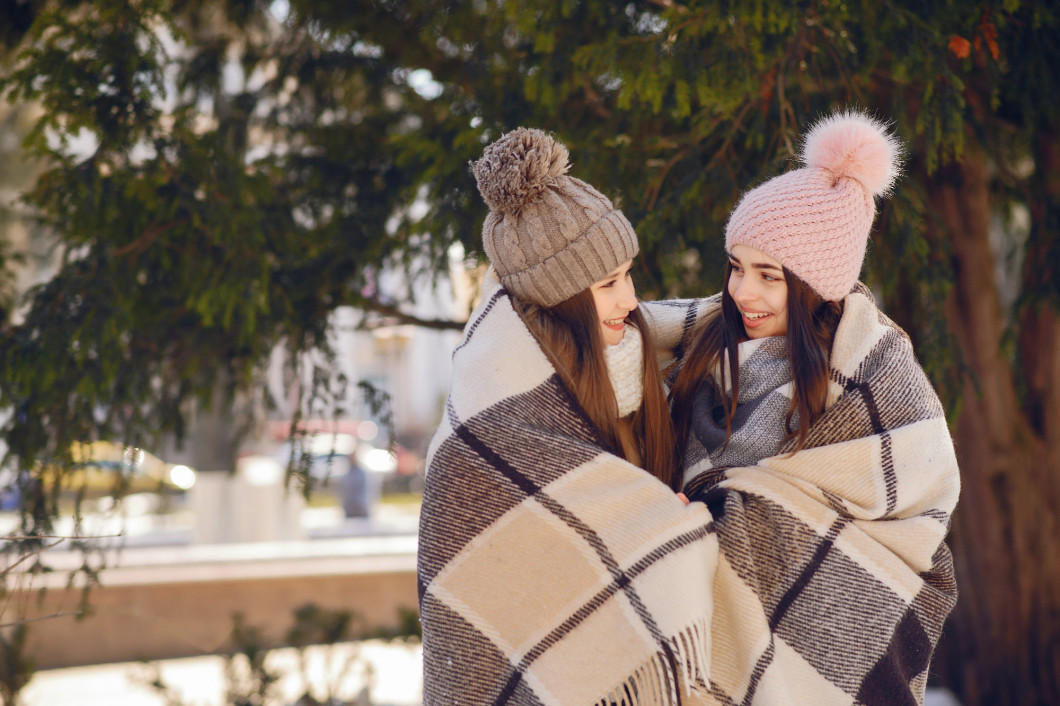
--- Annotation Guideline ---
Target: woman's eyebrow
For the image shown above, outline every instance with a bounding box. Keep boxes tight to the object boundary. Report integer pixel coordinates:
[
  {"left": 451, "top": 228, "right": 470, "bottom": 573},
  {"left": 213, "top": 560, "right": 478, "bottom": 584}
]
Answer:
[{"left": 730, "top": 255, "right": 781, "bottom": 272}]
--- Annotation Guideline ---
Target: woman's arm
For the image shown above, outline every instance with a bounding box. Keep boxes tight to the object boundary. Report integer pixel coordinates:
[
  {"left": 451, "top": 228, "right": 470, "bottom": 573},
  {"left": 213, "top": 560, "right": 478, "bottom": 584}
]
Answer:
[{"left": 639, "top": 294, "right": 719, "bottom": 370}]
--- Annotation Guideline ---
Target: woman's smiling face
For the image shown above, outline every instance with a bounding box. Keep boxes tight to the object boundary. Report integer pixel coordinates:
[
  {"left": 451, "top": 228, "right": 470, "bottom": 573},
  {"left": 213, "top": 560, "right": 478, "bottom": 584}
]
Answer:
[
  {"left": 727, "top": 245, "right": 789, "bottom": 339},
  {"left": 590, "top": 260, "right": 638, "bottom": 346}
]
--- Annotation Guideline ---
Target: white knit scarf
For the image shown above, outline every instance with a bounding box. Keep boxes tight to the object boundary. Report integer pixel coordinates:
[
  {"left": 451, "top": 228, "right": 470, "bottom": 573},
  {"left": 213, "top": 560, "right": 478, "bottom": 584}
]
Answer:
[{"left": 604, "top": 326, "right": 644, "bottom": 417}]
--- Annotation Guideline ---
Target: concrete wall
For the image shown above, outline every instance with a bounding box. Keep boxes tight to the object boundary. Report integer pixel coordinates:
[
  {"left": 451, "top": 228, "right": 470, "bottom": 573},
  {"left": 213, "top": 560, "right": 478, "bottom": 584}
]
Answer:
[{"left": 17, "top": 544, "right": 418, "bottom": 670}]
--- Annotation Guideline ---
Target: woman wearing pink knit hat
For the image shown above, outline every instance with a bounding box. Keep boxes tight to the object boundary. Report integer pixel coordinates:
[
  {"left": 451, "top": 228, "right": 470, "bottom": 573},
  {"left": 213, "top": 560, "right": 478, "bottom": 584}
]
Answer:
[
  {"left": 648, "top": 110, "right": 961, "bottom": 704},
  {"left": 669, "top": 109, "right": 909, "bottom": 461}
]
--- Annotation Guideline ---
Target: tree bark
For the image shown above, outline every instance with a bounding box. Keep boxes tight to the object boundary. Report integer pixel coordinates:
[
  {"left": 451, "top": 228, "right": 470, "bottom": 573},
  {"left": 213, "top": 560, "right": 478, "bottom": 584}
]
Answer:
[{"left": 927, "top": 146, "right": 1060, "bottom": 705}]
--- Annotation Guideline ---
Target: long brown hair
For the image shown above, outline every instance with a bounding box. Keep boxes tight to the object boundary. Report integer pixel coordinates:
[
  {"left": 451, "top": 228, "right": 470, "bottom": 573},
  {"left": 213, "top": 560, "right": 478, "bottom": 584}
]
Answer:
[
  {"left": 514, "top": 290, "right": 680, "bottom": 491},
  {"left": 669, "top": 263, "right": 844, "bottom": 463}
]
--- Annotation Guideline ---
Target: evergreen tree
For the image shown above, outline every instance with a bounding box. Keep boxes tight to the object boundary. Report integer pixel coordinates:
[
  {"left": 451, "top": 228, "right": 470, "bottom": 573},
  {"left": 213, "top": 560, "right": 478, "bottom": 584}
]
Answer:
[{"left": 0, "top": 1, "right": 1057, "bottom": 702}]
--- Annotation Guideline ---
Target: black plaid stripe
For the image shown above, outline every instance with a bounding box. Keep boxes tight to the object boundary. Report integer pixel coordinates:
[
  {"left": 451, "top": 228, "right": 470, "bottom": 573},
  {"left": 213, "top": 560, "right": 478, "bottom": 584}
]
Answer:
[
  {"left": 880, "top": 432, "right": 897, "bottom": 514},
  {"left": 708, "top": 485, "right": 934, "bottom": 701},
  {"left": 768, "top": 518, "right": 848, "bottom": 632},
  {"left": 672, "top": 297, "right": 708, "bottom": 365},
  {"left": 461, "top": 378, "right": 606, "bottom": 487},
  {"left": 454, "top": 416, "right": 708, "bottom": 703},
  {"left": 822, "top": 488, "right": 853, "bottom": 517},
  {"left": 419, "top": 375, "right": 603, "bottom": 583},
  {"left": 730, "top": 639, "right": 777, "bottom": 706},
  {"left": 855, "top": 608, "right": 933, "bottom": 706},
  {"left": 707, "top": 490, "right": 830, "bottom": 607},
  {"left": 910, "top": 543, "right": 959, "bottom": 647},
  {"left": 500, "top": 525, "right": 715, "bottom": 704},
  {"left": 777, "top": 531, "right": 913, "bottom": 697},
  {"left": 845, "top": 375, "right": 899, "bottom": 514},
  {"left": 452, "top": 287, "right": 508, "bottom": 356},
  {"left": 420, "top": 592, "right": 545, "bottom": 706}
]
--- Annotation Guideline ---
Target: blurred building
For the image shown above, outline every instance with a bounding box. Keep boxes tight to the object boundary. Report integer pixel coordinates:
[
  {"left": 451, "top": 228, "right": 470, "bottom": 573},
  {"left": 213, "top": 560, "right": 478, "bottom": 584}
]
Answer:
[{"left": 263, "top": 253, "right": 476, "bottom": 467}]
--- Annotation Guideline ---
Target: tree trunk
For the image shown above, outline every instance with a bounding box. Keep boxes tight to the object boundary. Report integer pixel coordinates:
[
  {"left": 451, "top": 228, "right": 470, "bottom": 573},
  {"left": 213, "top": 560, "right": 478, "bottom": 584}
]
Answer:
[
  {"left": 927, "top": 146, "right": 1060, "bottom": 705},
  {"left": 159, "top": 375, "right": 255, "bottom": 474}
]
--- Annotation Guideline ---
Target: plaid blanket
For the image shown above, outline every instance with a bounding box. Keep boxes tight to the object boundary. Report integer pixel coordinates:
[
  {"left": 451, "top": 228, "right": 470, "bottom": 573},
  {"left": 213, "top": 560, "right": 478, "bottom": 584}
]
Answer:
[
  {"left": 418, "top": 272, "right": 718, "bottom": 705},
  {"left": 689, "top": 335, "right": 794, "bottom": 469},
  {"left": 645, "top": 284, "right": 961, "bottom": 706}
]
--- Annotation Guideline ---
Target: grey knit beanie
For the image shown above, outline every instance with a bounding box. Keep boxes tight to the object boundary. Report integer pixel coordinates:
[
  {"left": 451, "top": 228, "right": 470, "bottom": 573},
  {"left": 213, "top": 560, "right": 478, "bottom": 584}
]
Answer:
[{"left": 472, "top": 127, "right": 639, "bottom": 307}]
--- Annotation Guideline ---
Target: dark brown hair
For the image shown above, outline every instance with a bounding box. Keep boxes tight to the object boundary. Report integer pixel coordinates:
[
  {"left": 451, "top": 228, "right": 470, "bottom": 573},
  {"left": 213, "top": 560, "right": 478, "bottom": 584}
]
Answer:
[
  {"left": 514, "top": 289, "right": 680, "bottom": 491},
  {"left": 669, "top": 263, "right": 843, "bottom": 463}
]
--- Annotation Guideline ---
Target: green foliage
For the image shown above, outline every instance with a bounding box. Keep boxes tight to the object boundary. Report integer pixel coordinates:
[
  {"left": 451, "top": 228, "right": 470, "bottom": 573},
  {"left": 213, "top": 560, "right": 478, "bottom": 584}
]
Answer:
[
  {"left": 0, "top": 1, "right": 1056, "bottom": 702},
  {"left": 0, "top": 0, "right": 444, "bottom": 529},
  {"left": 0, "top": 0, "right": 1056, "bottom": 587},
  {"left": 0, "top": 0, "right": 1049, "bottom": 454},
  {"left": 223, "top": 612, "right": 284, "bottom": 706}
]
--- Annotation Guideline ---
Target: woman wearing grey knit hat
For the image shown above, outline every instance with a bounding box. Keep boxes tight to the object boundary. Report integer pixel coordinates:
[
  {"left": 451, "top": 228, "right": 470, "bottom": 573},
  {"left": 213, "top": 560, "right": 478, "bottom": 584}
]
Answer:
[
  {"left": 417, "top": 128, "right": 718, "bottom": 704},
  {"left": 648, "top": 109, "right": 961, "bottom": 705},
  {"left": 473, "top": 127, "right": 676, "bottom": 482}
]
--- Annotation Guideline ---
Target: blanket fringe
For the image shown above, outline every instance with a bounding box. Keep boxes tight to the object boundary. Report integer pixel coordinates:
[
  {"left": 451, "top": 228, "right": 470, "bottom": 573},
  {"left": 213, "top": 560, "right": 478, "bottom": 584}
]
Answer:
[{"left": 594, "top": 622, "right": 710, "bottom": 705}]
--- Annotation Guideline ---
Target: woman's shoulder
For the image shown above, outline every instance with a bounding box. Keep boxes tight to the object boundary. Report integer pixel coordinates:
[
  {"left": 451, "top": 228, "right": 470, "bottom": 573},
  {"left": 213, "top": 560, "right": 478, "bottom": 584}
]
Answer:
[
  {"left": 835, "top": 285, "right": 915, "bottom": 362},
  {"left": 830, "top": 284, "right": 942, "bottom": 417}
]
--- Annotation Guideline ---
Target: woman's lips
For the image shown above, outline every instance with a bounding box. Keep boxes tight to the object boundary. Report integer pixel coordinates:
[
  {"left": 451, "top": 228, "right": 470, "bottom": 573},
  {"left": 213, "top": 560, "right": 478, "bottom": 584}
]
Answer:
[{"left": 741, "top": 310, "right": 772, "bottom": 328}]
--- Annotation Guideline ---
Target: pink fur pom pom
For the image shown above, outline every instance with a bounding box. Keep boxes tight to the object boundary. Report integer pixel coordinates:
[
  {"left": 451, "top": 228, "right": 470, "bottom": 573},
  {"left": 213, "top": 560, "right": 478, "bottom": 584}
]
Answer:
[{"left": 801, "top": 111, "right": 902, "bottom": 197}]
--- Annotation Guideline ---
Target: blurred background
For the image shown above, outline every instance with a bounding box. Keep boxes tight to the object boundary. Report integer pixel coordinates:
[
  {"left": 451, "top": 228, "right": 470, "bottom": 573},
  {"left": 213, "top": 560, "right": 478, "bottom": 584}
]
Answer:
[{"left": 0, "top": 1, "right": 1057, "bottom": 705}]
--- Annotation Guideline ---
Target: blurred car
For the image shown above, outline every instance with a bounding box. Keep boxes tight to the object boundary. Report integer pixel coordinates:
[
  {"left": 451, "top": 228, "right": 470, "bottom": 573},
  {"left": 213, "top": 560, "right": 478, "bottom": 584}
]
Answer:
[{"left": 40, "top": 441, "right": 197, "bottom": 497}]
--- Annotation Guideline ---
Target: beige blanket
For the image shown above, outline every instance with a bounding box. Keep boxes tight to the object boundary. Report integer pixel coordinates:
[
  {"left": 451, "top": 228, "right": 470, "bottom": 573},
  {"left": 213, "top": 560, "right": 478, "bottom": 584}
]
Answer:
[
  {"left": 645, "top": 283, "right": 961, "bottom": 705},
  {"left": 418, "top": 273, "right": 718, "bottom": 705}
]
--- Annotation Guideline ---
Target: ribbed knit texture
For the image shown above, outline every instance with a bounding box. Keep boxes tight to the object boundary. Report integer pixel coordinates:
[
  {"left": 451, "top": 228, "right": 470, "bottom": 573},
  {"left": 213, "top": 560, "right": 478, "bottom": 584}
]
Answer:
[
  {"left": 474, "top": 128, "right": 639, "bottom": 307},
  {"left": 725, "top": 110, "right": 902, "bottom": 301}
]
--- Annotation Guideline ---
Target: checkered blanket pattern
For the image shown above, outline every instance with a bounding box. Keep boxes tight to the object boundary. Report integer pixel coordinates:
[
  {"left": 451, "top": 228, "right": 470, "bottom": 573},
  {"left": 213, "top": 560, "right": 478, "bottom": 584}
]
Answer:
[
  {"left": 418, "top": 273, "right": 719, "bottom": 705},
  {"left": 646, "top": 284, "right": 961, "bottom": 705},
  {"left": 689, "top": 334, "right": 795, "bottom": 469}
]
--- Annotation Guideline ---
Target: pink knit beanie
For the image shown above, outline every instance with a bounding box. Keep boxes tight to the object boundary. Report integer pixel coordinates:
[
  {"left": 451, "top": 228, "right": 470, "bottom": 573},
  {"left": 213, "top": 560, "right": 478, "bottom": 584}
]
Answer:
[
  {"left": 473, "top": 128, "right": 639, "bottom": 308},
  {"left": 725, "top": 110, "right": 902, "bottom": 301}
]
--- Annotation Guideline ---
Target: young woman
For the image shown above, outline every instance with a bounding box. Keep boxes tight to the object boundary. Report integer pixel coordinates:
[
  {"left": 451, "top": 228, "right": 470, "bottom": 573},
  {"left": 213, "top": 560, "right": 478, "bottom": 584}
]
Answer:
[
  {"left": 651, "top": 110, "right": 962, "bottom": 705},
  {"left": 668, "top": 243, "right": 844, "bottom": 475},
  {"left": 417, "top": 128, "right": 716, "bottom": 705},
  {"left": 511, "top": 255, "right": 679, "bottom": 488}
]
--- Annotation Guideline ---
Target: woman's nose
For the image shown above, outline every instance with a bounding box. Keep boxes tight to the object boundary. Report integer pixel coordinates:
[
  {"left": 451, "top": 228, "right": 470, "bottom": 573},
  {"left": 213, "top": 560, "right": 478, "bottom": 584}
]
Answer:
[
  {"left": 619, "top": 279, "right": 638, "bottom": 310},
  {"left": 732, "top": 278, "right": 757, "bottom": 303}
]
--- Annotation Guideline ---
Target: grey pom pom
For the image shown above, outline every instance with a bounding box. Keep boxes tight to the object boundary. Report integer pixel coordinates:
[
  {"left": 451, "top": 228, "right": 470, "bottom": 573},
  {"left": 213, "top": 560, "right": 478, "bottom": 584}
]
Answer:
[{"left": 472, "top": 127, "right": 570, "bottom": 214}]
